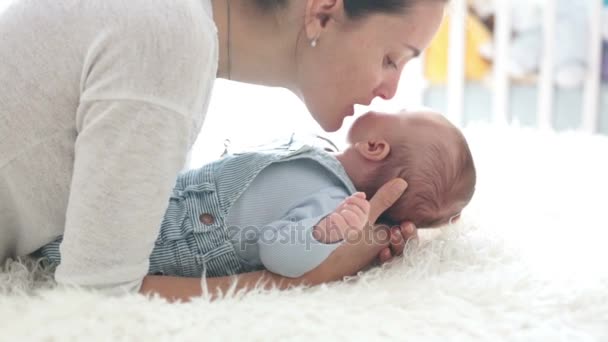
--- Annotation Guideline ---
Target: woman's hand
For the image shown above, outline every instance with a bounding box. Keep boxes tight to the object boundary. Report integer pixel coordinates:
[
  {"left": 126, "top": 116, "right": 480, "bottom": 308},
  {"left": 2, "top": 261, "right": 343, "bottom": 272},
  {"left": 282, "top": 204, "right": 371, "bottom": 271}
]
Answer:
[
  {"left": 376, "top": 221, "right": 418, "bottom": 264},
  {"left": 311, "top": 179, "right": 418, "bottom": 263},
  {"left": 300, "top": 178, "right": 410, "bottom": 284}
]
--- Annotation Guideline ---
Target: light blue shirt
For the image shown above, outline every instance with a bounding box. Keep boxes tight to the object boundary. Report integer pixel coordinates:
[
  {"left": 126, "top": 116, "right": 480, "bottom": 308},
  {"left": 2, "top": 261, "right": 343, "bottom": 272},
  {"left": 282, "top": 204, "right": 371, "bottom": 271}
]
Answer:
[{"left": 227, "top": 158, "right": 349, "bottom": 277}]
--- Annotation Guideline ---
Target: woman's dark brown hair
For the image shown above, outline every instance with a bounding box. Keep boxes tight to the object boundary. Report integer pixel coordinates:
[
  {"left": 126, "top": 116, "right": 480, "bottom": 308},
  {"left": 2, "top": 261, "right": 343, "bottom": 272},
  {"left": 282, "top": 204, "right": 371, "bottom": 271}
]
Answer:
[{"left": 254, "top": 0, "right": 448, "bottom": 20}]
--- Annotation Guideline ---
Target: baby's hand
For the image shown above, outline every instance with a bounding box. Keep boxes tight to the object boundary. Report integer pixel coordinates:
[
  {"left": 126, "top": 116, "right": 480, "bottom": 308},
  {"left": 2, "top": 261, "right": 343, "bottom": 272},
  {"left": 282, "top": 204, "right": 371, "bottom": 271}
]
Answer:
[{"left": 313, "top": 192, "right": 370, "bottom": 244}]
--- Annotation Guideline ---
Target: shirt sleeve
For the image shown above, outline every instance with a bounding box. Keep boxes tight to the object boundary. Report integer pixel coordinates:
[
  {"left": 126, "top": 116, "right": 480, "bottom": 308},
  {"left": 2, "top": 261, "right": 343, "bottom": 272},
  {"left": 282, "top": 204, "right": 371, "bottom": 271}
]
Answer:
[
  {"left": 258, "top": 186, "right": 351, "bottom": 278},
  {"left": 54, "top": 2, "right": 217, "bottom": 293}
]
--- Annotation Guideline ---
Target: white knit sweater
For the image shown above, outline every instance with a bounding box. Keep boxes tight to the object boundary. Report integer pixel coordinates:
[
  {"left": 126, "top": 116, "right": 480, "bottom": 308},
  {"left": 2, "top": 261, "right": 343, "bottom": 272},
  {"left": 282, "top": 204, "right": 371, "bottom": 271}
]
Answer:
[{"left": 0, "top": 0, "right": 218, "bottom": 293}]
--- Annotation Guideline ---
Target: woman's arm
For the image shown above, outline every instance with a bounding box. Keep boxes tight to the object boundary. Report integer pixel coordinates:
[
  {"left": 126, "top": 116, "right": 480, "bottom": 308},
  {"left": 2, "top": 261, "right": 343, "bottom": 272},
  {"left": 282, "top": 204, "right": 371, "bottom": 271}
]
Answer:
[
  {"left": 140, "top": 220, "right": 396, "bottom": 302},
  {"left": 140, "top": 228, "right": 387, "bottom": 302},
  {"left": 140, "top": 270, "right": 307, "bottom": 302},
  {"left": 55, "top": 5, "right": 216, "bottom": 291}
]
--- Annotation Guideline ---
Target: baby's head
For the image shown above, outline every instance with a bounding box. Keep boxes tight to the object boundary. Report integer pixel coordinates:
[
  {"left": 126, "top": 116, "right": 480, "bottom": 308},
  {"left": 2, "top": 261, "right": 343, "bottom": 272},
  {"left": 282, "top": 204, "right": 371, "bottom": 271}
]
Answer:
[{"left": 339, "top": 110, "right": 476, "bottom": 227}]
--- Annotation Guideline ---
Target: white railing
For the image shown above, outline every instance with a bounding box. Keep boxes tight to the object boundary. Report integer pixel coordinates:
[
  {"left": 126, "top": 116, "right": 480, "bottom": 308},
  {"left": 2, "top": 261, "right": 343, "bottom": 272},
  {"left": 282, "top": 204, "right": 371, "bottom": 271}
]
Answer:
[
  {"left": 446, "top": 0, "right": 468, "bottom": 125},
  {"left": 445, "top": 0, "right": 604, "bottom": 134},
  {"left": 583, "top": 0, "right": 604, "bottom": 133},
  {"left": 492, "top": 0, "right": 512, "bottom": 125}
]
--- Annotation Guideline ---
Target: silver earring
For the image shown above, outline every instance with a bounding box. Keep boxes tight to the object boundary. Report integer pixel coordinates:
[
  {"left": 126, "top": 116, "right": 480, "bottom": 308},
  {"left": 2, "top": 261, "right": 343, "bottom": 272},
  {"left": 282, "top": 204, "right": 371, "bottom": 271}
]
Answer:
[{"left": 311, "top": 38, "right": 318, "bottom": 47}]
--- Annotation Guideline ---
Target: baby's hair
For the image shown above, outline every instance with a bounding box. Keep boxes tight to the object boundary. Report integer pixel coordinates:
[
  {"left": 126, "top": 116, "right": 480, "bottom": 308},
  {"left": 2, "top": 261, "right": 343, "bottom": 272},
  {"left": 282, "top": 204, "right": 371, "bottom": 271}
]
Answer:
[{"left": 375, "top": 118, "right": 476, "bottom": 227}]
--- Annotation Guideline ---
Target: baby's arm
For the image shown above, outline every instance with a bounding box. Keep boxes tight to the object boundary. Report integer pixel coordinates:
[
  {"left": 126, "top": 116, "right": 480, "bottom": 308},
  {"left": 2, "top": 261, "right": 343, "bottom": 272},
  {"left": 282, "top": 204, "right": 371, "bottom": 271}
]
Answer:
[{"left": 257, "top": 186, "right": 355, "bottom": 278}]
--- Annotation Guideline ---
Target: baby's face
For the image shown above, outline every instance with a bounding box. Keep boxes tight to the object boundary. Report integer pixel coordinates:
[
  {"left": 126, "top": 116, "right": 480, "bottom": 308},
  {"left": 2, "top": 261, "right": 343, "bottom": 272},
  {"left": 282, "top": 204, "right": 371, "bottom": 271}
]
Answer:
[
  {"left": 347, "top": 110, "right": 397, "bottom": 144},
  {"left": 347, "top": 109, "right": 448, "bottom": 146}
]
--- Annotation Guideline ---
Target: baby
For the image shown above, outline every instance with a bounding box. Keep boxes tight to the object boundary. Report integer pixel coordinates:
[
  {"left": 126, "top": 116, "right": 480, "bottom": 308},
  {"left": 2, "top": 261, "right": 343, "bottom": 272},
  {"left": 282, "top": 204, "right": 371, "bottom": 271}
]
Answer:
[{"left": 37, "top": 110, "right": 476, "bottom": 280}]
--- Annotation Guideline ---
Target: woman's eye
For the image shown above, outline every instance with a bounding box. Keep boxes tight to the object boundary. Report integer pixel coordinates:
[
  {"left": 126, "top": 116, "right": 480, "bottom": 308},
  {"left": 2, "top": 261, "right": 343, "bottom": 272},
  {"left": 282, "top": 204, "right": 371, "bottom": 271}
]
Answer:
[{"left": 384, "top": 56, "right": 398, "bottom": 70}]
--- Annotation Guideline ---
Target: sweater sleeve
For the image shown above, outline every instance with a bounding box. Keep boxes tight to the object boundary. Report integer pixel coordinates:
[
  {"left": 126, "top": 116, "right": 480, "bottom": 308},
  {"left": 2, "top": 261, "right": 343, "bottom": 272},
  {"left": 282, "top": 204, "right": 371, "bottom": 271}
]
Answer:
[
  {"left": 54, "top": 0, "right": 218, "bottom": 293},
  {"left": 258, "top": 186, "right": 350, "bottom": 278}
]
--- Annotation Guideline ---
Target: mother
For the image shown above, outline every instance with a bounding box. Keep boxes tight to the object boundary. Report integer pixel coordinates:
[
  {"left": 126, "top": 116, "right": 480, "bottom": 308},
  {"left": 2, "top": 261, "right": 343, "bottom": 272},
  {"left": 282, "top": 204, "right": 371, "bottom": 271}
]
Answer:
[{"left": 0, "top": 0, "right": 446, "bottom": 300}]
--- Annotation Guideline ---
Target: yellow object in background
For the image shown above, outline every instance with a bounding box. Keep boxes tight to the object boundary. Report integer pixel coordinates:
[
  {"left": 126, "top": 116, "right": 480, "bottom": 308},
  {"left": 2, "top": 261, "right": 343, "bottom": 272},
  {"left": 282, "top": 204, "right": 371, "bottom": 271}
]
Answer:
[{"left": 424, "top": 14, "right": 492, "bottom": 84}]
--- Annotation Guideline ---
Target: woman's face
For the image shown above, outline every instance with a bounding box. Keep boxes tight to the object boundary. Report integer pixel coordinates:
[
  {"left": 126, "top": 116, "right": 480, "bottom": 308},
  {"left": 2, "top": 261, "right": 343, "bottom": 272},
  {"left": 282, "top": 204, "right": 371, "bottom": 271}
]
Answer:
[{"left": 295, "top": 1, "right": 445, "bottom": 132}]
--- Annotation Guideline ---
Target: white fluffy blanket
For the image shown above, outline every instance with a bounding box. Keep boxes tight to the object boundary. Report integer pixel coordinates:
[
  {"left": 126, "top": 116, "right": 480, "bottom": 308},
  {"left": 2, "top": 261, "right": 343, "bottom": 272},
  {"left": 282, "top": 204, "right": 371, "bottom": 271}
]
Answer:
[{"left": 1, "top": 126, "right": 607, "bottom": 341}]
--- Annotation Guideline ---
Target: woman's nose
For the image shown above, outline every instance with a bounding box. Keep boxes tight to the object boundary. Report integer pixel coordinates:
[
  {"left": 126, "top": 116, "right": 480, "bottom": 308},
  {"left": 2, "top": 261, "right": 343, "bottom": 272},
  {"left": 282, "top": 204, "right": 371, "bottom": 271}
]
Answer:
[{"left": 373, "top": 73, "right": 400, "bottom": 100}]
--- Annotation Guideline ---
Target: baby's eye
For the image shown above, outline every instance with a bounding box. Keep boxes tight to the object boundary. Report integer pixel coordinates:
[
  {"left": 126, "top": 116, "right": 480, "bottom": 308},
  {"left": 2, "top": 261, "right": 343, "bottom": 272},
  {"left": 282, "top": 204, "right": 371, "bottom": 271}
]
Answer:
[{"left": 383, "top": 56, "right": 398, "bottom": 70}]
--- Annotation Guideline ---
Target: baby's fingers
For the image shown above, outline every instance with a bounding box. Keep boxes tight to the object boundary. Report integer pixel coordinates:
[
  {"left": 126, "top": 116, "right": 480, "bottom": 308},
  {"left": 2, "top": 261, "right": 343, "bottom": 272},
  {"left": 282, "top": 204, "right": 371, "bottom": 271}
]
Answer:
[
  {"left": 327, "top": 212, "right": 349, "bottom": 241},
  {"left": 343, "top": 193, "right": 371, "bottom": 215},
  {"left": 342, "top": 202, "right": 367, "bottom": 223},
  {"left": 340, "top": 208, "right": 363, "bottom": 229}
]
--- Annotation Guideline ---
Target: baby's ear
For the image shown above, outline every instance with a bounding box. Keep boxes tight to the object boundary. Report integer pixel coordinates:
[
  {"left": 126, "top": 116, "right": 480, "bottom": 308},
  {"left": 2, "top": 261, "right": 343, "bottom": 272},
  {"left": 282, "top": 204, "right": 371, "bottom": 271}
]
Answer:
[{"left": 355, "top": 139, "right": 391, "bottom": 162}]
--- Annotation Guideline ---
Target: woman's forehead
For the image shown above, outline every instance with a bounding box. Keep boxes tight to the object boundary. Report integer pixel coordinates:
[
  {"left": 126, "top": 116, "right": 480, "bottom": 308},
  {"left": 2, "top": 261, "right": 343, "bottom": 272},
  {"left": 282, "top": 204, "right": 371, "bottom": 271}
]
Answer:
[{"left": 363, "top": 3, "right": 446, "bottom": 50}]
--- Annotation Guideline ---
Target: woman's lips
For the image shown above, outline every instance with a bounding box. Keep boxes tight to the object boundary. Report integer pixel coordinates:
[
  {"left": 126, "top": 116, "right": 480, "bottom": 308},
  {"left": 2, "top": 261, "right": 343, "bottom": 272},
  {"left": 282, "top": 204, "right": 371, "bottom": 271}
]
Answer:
[{"left": 344, "top": 106, "right": 355, "bottom": 117}]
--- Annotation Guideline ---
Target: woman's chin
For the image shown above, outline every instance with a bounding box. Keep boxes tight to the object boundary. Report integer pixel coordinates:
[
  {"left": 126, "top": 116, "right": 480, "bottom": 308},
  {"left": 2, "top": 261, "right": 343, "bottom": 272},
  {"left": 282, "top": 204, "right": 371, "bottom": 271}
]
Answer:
[
  {"left": 324, "top": 124, "right": 341, "bottom": 133},
  {"left": 318, "top": 116, "right": 344, "bottom": 133}
]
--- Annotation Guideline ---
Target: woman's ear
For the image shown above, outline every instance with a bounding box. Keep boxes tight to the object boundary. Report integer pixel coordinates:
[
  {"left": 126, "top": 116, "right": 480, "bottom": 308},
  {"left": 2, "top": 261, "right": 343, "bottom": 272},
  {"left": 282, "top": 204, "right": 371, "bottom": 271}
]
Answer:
[
  {"left": 354, "top": 139, "right": 391, "bottom": 162},
  {"left": 304, "top": 0, "right": 343, "bottom": 39}
]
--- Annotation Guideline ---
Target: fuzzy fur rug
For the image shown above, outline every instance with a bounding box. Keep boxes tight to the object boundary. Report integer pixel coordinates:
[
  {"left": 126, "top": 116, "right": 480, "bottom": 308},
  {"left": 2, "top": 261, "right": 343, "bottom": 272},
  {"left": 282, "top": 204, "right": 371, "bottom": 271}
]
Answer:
[{"left": 1, "top": 125, "right": 607, "bottom": 341}]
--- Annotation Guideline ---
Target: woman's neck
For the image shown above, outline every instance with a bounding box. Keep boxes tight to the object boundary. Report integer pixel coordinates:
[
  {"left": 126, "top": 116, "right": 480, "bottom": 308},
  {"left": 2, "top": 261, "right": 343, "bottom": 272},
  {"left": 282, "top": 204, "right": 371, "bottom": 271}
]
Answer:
[{"left": 211, "top": 0, "right": 302, "bottom": 89}]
